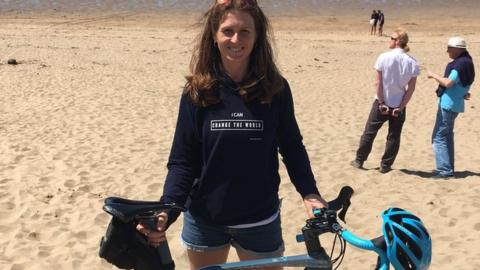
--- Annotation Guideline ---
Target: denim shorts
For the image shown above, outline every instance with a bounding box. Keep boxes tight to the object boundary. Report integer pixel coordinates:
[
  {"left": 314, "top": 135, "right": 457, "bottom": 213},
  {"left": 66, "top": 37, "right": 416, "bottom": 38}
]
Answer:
[{"left": 181, "top": 211, "right": 285, "bottom": 257}]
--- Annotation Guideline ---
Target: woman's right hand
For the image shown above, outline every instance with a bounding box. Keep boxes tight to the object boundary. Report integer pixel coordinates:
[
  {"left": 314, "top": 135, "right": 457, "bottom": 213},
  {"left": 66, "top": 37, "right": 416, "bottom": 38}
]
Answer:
[{"left": 136, "top": 212, "right": 169, "bottom": 247}]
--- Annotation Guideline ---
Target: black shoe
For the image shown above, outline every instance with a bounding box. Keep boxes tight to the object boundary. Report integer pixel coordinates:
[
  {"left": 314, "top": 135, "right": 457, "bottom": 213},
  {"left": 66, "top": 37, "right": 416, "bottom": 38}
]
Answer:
[
  {"left": 379, "top": 166, "right": 392, "bottom": 174},
  {"left": 350, "top": 160, "right": 363, "bottom": 169}
]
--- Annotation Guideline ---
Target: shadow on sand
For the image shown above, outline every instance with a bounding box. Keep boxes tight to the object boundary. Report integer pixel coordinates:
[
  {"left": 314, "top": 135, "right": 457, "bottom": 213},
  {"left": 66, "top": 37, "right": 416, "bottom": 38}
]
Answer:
[{"left": 399, "top": 169, "right": 480, "bottom": 179}]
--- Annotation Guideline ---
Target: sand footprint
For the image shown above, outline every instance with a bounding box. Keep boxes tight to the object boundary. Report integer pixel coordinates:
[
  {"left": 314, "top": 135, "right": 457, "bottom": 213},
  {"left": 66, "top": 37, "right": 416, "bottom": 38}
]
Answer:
[
  {"left": 78, "top": 184, "right": 93, "bottom": 193},
  {"left": 73, "top": 258, "right": 84, "bottom": 269},
  {"left": 448, "top": 218, "right": 458, "bottom": 227},
  {"left": 438, "top": 207, "right": 449, "bottom": 218},
  {"left": 449, "top": 240, "right": 463, "bottom": 249},
  {"left": 0, "top": 224, "right": 15, "bottom": 234},
  {"left": 37, "top": 245, "right": 53, "bottom": 258},
  {"left": 14, "top": 154, "right": 25, "bottom": 163},
  {"left": 0, "top": 197, "right": 16, "bottom": 220},
  {"left": 64, "top": 179, "right": 76, "bottom": 188},
  {"left": 77, "top": 171, "right": 90, "bottom": 177},
  {"left": 52, "top": 151, "right": 66, "bottom": 160},
  {"left": 147, "top": 182, "right": 162, "bottom": 191},
  {"left": 437, "top": 235, "right": 455, "bottom": 242},
  {"left": 94, "top": 212, "right": 111, "bottom": 226},
  {"left": 10, "top": 263, "right": 27, "bottom": 270},
  {"left": 0, "top": 201, "right": 15, "bottom": 210},
  {"left": 39, "top": 176, "right": 52, "bottom": 183},
  {"left": 0, "top": 178, "right": 14, "bottom": 185},
  {"left": 27, "top": 230, "right": 41, "bottom": 241},
  {"left": 70, "top": 230, "right": 88, "bottom": 240}
]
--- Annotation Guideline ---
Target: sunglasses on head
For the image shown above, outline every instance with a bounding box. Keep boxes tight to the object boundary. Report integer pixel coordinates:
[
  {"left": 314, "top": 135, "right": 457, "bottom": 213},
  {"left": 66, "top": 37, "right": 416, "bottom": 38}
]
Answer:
[
  {"left": 390, "top": 36, "right": 397, "bottom": 41},
  {"left": 216, "top": 0, "right": 258, "bottom": 8}
]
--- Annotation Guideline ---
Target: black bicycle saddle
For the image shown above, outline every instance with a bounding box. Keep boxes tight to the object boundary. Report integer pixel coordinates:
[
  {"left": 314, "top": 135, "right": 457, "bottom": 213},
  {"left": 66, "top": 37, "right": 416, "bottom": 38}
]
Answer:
[{"left": 103, "top": 197, "right": 185, "bottom": 223}]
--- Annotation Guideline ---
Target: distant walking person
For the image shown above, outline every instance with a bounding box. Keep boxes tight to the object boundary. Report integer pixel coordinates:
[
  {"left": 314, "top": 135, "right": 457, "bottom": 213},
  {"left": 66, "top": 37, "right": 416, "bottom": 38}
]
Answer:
[
  {"left": 427, "top": 37, "right": 475, "bottom": 178},
  {"left": 377, "top": 10, "right": 385, "bottom": 36},
  {"left": 351, "top": 28, "right": 420, "bottom": 173},
  {"left": 370, "top": 10, "right": 378, "bottom": 35}
]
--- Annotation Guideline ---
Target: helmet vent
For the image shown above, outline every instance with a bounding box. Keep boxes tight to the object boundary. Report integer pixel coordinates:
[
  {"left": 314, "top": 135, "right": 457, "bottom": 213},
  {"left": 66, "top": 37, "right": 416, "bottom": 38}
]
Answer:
[
  {"left": 396, "top": 244, "right": 417, "bottom": 269},
  {"left": 396, "top": 225, "right": 423, "bottom": 260}
]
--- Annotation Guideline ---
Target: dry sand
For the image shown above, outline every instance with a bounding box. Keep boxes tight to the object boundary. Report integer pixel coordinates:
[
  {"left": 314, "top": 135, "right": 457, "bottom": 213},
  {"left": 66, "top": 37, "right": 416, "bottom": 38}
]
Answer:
[{"left": 1, "top": 5, "right": 480, "bottom": 270}]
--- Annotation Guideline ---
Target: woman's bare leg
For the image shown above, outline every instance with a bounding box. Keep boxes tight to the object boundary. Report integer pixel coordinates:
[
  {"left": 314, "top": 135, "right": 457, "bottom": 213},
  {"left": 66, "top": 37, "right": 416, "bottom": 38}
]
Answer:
[{"left": 187, "top": 246, "right": 230, "bottom": 270}]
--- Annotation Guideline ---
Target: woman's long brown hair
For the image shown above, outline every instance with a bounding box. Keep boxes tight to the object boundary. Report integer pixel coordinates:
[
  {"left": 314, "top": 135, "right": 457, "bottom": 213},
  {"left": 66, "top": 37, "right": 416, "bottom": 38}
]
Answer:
[{"left": 185, "top": 0, "right": 284, "bottom": 106}]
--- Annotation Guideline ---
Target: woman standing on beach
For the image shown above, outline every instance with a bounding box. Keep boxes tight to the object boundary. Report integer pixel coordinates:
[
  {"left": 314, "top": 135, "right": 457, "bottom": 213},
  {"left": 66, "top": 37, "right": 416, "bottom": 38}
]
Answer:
[{"left": 137, "top": 0, "right": 327, "bottom": 269}]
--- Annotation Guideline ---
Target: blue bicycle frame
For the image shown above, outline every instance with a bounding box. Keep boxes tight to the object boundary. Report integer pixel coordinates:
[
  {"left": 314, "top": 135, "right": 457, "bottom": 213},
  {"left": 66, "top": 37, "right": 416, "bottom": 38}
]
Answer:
[{"left": 340, "top": 229, "right": 389, "bottom": 270}]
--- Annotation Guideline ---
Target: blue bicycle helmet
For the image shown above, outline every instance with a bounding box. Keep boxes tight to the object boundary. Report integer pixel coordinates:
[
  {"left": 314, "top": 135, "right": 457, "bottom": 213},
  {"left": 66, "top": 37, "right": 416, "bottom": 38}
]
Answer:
[{"left": 382, "top": 208, "right": 432, "bottom": 270}]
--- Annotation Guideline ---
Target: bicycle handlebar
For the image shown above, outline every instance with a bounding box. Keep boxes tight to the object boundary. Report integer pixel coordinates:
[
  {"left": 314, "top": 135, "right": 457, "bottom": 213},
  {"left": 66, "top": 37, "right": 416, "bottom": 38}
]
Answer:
[
  {"left": 326, "top": 186, "right": 354, "bottom": 222},
  {"left": 303, "top": 186, "right": 389, "bottom": 270}
]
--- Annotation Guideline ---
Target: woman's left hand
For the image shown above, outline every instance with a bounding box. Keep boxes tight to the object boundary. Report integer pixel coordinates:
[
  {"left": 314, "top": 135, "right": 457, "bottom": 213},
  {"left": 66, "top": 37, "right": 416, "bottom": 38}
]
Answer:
[
  {"left": 135, "top": 212, "right": 169, "bottom": 247},
  {"left": 303, "top": 194, "right": 329, "bottom": 218}
]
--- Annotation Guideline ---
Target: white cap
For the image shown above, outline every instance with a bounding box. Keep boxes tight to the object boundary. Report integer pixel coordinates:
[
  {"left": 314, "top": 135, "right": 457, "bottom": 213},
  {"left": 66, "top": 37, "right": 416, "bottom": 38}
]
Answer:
[{"left": 447, "top": 37, "right": 467, "bottom": 49}]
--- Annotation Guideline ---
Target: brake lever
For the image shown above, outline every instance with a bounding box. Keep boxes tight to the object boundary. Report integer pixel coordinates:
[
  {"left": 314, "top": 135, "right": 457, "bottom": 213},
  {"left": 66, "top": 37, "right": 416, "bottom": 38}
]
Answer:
[
  {"left": 327, "top": 186, "right": 354, "bottom": 223},
  {"left": 337, "top": 197, "right": 351, "bottom": 223}
]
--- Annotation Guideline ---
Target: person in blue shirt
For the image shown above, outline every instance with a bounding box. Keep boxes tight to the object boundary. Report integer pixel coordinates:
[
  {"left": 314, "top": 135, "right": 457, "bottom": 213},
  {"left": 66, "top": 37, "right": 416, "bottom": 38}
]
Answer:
[
  {"left": 136, "top": 0, "right": 328, "bottom": 269},
  {"left": 427, "top": 36, "right": 475, "bottom": 178}
]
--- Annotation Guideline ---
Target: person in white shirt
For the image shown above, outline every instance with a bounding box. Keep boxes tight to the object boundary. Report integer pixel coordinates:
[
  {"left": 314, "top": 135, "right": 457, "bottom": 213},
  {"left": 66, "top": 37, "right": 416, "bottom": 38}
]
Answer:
[{"left": 351, "top": 28, "right": 420, "bottom": 173}]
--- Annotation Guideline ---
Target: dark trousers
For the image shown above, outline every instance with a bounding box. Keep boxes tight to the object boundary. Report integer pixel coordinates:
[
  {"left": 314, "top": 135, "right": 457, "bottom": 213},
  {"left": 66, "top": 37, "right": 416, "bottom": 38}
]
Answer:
[{"left": 355, "top": 100, "right": 406, "bottom": 168}]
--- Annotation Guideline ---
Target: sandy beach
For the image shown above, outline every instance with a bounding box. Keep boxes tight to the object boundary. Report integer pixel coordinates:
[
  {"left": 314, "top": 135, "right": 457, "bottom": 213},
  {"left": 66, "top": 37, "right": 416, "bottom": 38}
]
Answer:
[{"left": 1, "top": 3, "right": 480, "bottom": 270}]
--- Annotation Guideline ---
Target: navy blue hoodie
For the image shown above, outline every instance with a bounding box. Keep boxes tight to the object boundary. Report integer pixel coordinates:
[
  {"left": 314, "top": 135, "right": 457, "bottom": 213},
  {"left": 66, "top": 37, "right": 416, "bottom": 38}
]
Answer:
[
  {"left": 437, "top": 51, "right": 475, "bottom": 96},
  {"left": 161, "top": 75, "right": 320, "bottom": 226}
]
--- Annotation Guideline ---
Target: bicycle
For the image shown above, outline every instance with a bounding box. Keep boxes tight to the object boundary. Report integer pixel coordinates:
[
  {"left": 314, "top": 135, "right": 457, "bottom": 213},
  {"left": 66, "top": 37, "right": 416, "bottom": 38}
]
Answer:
[{"left": 99, "top": 186, "right": 431, "bottom": 270}]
